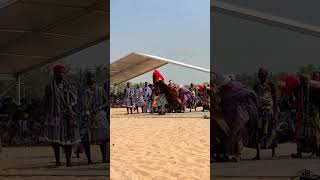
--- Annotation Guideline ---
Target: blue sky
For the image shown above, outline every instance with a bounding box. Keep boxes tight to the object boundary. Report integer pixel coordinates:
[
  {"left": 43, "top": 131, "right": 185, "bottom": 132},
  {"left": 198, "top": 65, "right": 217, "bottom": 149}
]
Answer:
[{"left": 111, "top": 0, "right": 210, "bottom": 85}]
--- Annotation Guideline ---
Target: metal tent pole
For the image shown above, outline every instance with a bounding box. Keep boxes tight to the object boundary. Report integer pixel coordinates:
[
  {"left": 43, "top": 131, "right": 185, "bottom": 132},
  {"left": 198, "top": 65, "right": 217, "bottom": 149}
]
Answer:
[{"left": 16, "top": 74, "right": 21, "bottom": 106}]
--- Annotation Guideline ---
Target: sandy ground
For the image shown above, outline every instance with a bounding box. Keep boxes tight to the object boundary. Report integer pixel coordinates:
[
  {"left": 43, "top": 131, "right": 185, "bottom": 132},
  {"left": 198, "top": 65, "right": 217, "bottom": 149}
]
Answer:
[
  {"left": 110, "top": 108, "right": 210, "bottom": 180},
  {"left": 0, "top": 145, "right": 109, "bottom": 180},
  {"left": 212, "top": 143, "right": 320, "bottom": 180}
]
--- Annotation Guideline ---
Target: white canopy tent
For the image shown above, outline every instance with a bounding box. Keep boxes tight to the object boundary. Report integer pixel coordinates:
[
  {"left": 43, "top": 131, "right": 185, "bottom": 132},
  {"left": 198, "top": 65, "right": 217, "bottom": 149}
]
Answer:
[
  {"left": 110, "top": 52, "right": 210, "bottom": 86},
  {"left": 211, "top": 0, "right": 320, "bottom": 38},
  {"left": 0, "top": 0, "right": 109, "bottom": 104}
]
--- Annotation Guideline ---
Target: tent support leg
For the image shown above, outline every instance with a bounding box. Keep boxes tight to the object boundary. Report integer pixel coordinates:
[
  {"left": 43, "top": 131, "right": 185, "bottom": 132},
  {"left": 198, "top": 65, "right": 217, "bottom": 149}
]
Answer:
[{"left": 16, "top": 75, "right": 21, "bottom": 106}]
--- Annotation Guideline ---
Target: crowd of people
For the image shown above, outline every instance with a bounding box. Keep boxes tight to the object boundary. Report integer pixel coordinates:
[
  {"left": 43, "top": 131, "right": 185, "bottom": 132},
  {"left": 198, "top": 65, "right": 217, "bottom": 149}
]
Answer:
[
  {"left": 0, "top": 97, "right": 43, "bottom": 147},
  {"left": 0, "top": 64, "right": 110, "bottom": 167},
  {"left": 122, "top": 70, "right": 210, "bottom": 115},
  {"left": 40, "top": 64, "right": 110, "bottom": 167},
  {"left": 212, "top": 68, "right": 320, "bottom": 162}
]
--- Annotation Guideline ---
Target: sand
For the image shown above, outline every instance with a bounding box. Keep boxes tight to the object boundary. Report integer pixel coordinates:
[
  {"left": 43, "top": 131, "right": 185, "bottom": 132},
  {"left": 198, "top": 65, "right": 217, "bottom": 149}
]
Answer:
[
  {"left": 212, "top": 143, "right": 320, "bottom": 180},
  {"left": 0, "top": 145, "right": 108, "bottom": 179},
  {"left": 110, "top": 108, "right": 210, "bottom": 180}
]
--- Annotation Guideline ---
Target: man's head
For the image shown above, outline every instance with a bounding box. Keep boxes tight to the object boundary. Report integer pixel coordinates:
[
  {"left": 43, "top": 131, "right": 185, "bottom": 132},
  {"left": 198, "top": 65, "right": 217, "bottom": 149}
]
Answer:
[
  {"left": 85, "top": 70, "right": 96, "bottom": 86},
  {"left": 258, "top": 68, "right": 268, "bottom": 83},
  {"left": 127, "top": 82, "right": 131, "bottom": 88},
  {"left": 145, "top": 82, "right": 148, "bottom": 87},
  {"left": 53, "top": 64, "right": 65, "bottom": 81},
  {"left": 137, "top": 84, "right": 140, "bottom": 88}
]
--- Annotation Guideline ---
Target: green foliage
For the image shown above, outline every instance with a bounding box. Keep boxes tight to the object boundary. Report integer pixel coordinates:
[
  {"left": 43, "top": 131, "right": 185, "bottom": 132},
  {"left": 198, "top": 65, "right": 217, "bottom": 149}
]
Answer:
[{"left": 0, "top": 64, "right": 108, "bottom": 100}]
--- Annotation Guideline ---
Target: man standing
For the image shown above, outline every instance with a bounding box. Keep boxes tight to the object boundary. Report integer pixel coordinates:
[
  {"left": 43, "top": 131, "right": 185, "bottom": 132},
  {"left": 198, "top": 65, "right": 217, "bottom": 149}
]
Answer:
[
  {"left": 143, "top": 82, "right": 152, "bottom": 113},
  {"left": 77, "top": 70, "right": 109, "bottom": 164},
  {"left": 253, "top": 68, "right": 278, "bottom": 159},
  {"left": 189, "top": 83, "right": 197, "bottom": 112},
  {"left": 124, "top": 82, "right": 134, "bottom": 114},
  {"left": 42, "top": 64, "right": 80, "bottom": 167},
  {"left": 134, "top": 84, "right": 145, "bottom": 113}
]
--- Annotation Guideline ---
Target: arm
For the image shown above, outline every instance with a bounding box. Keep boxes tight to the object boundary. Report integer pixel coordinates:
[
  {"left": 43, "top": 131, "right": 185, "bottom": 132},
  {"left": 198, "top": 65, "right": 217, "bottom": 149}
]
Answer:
[
  {"left": 310, "top": 80, "right": 320, "bottom": 89},
  {"left": 270, "top": 81, "right": 278, "bottom": 113}
]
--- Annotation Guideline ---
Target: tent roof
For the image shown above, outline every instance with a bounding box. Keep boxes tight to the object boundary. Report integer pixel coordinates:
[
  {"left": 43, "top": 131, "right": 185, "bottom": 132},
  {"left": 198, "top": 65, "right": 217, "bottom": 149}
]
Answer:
[
  {"left": 110, "top": 52, "right": 210, "bottom": 86},
  {"left": 211, "top": 0, "right": 320, "bottom": 38},
  {"left": 0, "top": 0, "right": 109, "bottom": 80}
]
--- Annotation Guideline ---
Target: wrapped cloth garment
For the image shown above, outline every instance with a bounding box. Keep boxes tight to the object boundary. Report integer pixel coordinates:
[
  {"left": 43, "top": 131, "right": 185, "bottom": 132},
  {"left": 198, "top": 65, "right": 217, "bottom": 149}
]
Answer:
[
  {"left": 42, "top": 78, "right": 80, "bottom": 145},
  {"left": 280, "top": 74, "right": 320, "bottom": 153},
  {"left": 78, "top": 84, "right": 108, "bottom": 143},
  {"left": 188, "top": 87, "right": 197, "bottom": 109},
  {"left": 220, "top": 81, "right": 259, "bottom": 155},
  {"left": 179, "top": 86, "right": 191, "bottom": 109},
  {"left": 252, "top": 80, "right": 278, "bottom": 149},
  {"left": 143, "top": 86, "right": 152, "bottom": 112},
  {"left": 124, "top": 87, "right": 135, "bottom": 108},
  {"left": 135, "top": 88, "right": 145, "bottom": 107}
]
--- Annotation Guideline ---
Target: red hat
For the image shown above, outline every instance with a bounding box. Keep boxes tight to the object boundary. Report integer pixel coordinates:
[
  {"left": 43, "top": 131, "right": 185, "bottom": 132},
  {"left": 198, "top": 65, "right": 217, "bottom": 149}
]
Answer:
[
  {"left": 53, "top": 64, "right": 65, "bottom": 74},
  {"left": 153, "top": 69, "right": 164, "bottom": 83},
  {"left": 197, "top": 85, "right": 204, "bottom": 91},
  {"left": 280, "top": 74, "right": 300, "bottom": 94}
]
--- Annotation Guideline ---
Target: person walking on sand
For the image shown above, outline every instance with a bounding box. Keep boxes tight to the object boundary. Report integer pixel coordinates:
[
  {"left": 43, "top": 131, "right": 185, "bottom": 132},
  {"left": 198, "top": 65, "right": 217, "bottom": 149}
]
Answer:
[{"left": 42, "top": 64, "right": 80, "bottom": 167}]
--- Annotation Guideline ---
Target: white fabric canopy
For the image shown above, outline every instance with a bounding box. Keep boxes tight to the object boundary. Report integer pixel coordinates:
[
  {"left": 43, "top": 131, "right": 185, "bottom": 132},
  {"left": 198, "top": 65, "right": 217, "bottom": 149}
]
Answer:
[
  {"left": 211, "top": 0, "right": 320, "bottom": 38},
  {"left": 110, "top": 52, "right": 209, "bottom": 85},
  {"left": 0, "top": 0, "right": 109, "bottom": 79}
]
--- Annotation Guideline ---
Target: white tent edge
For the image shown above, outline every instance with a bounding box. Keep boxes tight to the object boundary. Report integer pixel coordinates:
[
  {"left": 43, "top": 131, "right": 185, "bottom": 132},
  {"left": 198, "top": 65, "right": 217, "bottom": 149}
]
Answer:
[
  {"left": 136, "top": 52, "right": 210, "bottom": 73},
  {"left": 211, "top": 0, "right": 320, "bottom": 38},
  {"left": 111, "top": 52, "right": 210, "bottom": 86}
]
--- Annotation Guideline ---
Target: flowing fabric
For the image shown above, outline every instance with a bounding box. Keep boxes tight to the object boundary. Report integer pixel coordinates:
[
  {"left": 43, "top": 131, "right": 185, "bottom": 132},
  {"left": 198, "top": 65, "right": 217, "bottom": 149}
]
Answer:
[
  {"left": 153, "top": 70, "right": 164, "bottom": 83},
  {"left": 155, "top": 80, "right": 181, "bottom": 109},
  {"left": 179, "top": 87, "right": 191, "bottom": 107},
  {"left": 221, "top": 81, "right": 259, "bottom": 155}
]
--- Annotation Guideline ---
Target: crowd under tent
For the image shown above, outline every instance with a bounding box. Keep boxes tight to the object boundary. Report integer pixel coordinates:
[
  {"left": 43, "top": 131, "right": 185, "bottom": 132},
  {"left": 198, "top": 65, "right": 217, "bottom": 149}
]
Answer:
[
  {"left": 0, "top": 0, "right": 109, "bottom": 104},
  {"left": 110, "top": 52, "right": 210, "bottom": 86}
]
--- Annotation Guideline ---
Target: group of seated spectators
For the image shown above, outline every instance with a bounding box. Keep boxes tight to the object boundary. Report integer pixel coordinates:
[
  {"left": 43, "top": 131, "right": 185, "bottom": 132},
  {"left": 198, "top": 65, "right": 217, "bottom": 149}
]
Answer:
[{"left": 0, "top": 97, "right": 45, "bottom": 147}]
